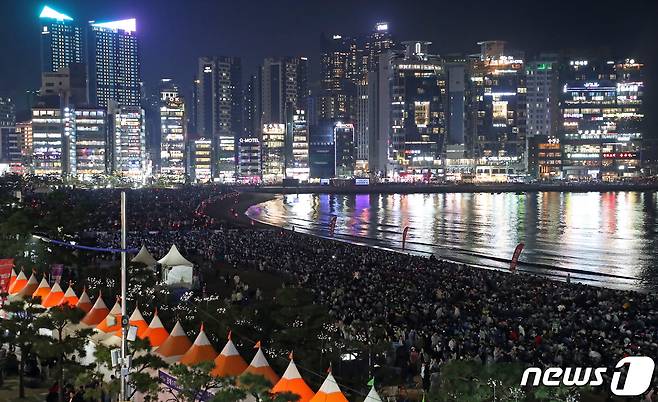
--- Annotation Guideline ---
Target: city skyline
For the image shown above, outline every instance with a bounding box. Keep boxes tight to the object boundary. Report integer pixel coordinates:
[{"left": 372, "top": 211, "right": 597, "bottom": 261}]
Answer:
[{"left": 0, "top": 0, "right": 655, "bottom": 133}]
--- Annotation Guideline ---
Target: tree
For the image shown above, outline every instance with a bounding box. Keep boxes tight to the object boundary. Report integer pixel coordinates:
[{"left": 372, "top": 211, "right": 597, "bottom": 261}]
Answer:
[
  {"left": 94, "top": 337, "right": 167, "bottom": 400},
  {"left": 164, "top": 362, "right": 244, "bottom": 402},
  {"left": 0, "top": 297, "right": 49, "bottom": 398},
  {"left": 35, "top": 304, "right": 94, "bottom": 402}
]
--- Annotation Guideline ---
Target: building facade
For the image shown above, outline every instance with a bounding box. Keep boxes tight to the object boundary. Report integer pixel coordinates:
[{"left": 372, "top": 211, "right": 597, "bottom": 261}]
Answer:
[
  {"left": 73, "top": 107, "right": 106, "bottom": 178},
  {"left": 194, "top": 56, "right": 242, "bottom": 181},
  {"left": 190, "top": 138, "right": 213, "bottom": 183},
  {"left": 110, "top": 106, "right": 146, "bottom": 180},
  {"left": 39, "top": 6, "right": 83, "bottom": 74},
  {"left": 238, "top": 137, "right": 261, "bottom": 182},
  {"left": 285, "top": 109, "right": 310, "bottom": 181},
  {"left": 159, "top": 82, "right": 186, "bottom": 182},
  {"left": 559, "top": 58, "right": 644, "bottom": 180},
  {"left": 260, "top": 57, "right": 309, "bottom": 125},
  {"left": 261, "top": 123, "right": 285, "bottom": 182},
  {"left": 87, "top": 19, "right": 140, "bottom": 107}
]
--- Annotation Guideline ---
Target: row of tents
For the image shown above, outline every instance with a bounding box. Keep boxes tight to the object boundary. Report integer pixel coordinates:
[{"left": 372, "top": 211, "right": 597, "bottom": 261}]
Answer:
[{"left": 5, "top": 269, "right": 382, "bottom": 402}]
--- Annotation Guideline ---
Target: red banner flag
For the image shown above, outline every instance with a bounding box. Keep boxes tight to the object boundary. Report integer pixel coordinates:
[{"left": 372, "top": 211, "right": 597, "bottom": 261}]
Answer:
[
  {"left": 0, "top": 259, "right": 15, "bottom": 306},
  {"left": 510, "top": 242, "right": 525, "bottom": 272},
  {"left": 328, "top": 216, "right": 338, "bottom": 237},
  {"left": 402, "top": 226, "right": 410, "bottom": 250}
]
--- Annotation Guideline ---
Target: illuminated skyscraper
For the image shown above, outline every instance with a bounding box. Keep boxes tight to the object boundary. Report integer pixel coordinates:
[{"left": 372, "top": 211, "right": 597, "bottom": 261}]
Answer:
[
  {"left": 559, "top": 58, "right": 644, "bottom": 180},
  {"left": 261, "top": 123, "right": 285, "bottom": 182},
  {"left": 319, "top": 34, "right": 358, "bottom": 120},
  {"left": 470, "top": 41, "right": 527, "bottom": 165},
  {"left": 73, "top": 107, "right": 107, "bottom": 178},
  {"left": 371, "top": 42, "right": 446, "bottom": 178},
  {"left": 159, "top": 80, "right": 186, "bottom": 182},
  {"left": 194, "top": 56, "right": 242, "bottom": 181},
  {"left": 109, "top": 106, "right": 146, "bottom": 180},
  {"left": 285, "top": 109, "right": 310, "bottom": 181},
  {"left": 260, "top": 57, "right": 309, "bottom": 125},
  {"left": 362, "top": 22, "right": 395, "bottom": 73},
  {"left": 87, "top": 18, "right": 141, "bottom": 107},
  {"left": 39, "top": 6, "right": 83, "bottom": 74}
]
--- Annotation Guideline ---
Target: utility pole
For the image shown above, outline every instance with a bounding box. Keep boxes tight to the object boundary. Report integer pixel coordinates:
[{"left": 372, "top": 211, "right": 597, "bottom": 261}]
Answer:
[{"left": 120, "top": 191, "right": 128, "bottom": 401}]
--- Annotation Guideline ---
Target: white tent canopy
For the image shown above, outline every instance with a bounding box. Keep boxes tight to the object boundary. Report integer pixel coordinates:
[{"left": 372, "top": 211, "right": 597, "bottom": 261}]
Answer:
[
  {"left": 132, "top": 245, "right": 157, "bottom": 266},
  {"left": 158, "top": 245, "right": 193, "bottom": 267}
]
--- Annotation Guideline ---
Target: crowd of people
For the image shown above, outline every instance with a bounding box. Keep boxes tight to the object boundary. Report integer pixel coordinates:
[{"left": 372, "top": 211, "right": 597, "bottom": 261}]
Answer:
[{"left": 32, "top": 187, "right": 657, "bottom": 392}]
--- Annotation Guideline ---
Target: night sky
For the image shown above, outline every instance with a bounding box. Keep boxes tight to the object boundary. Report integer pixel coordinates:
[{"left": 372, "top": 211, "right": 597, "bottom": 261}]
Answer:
[{"left": 0, "top": 0, "right": 656, "bottom": 133}]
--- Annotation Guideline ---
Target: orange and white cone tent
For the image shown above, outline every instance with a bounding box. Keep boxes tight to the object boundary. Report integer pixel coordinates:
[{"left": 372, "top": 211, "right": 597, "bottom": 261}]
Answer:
[
  {"left": 211, "top": 331, "right": 248, "bottom": 377},
  {"left": 180, "top": 323, "right": 218, "bottom": 366},
  {"left": 242, "top": 341, "right": 279, "bottom": 385},
  {"left": 76, "top": 288, "right": 93, "bottom": 313},
  {"left": 8, "top": 270, "right": 27, "bottom": 295},
  {"left": 95, "top": 298, "right": 122, "bottom": 335},
  {"left": 81, "top": 293, "right": 109, "bottom": 327},
  {"left": 32, "top": 277, "right": 51, "bottom": 302},
  {"left": 60, "top": 284, "right": 79, "bottom": 306},
  {"left": 114, "top": 306, "right": 148, "bottom": 339},
  {"left": 271, "top": 355, "right": 315, "bottom": 402},
  {"left": 42, "top": 282, "right": 65, "bottom": 307},
  {"left": 15, "top": 272, "right": 39, "bottom": 299},
  {"left": 155, "top": 321, "right": 192, "bottom": 363},
  {"left": 8, "top": 268, "right": 16, "bottom": 290},
  {"left": 309, "top": 371, "right": 348, "bottom": 402},
  {"left": 143, "top": 310, "right": 169, "bottom": 348}
]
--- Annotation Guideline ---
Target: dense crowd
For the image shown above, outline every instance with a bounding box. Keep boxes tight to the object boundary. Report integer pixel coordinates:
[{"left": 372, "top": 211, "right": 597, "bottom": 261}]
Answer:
[{"left": 40, "top": 188, "right": 656, "bottom": 391}]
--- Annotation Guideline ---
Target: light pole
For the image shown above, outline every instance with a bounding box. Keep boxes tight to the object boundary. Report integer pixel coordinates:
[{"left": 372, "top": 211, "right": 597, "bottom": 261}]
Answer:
[{"left": 120, "top": 191, "right": 128, "bottom": 401}]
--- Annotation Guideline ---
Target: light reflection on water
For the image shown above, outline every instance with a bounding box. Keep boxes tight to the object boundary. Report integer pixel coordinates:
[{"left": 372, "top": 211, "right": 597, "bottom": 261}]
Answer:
[{"left": 247, "top": 192, "right": 658, "bottom": 292}]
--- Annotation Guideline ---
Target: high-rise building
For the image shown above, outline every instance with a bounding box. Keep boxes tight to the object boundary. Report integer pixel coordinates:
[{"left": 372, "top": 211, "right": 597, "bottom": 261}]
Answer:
[
  {"left": 355, "top": 77, "right": 370, "bottom": 171},
  {"left": 31, "top": 100, "right": 70, "bottom": 176},
  {"left": 559, "top": 58, "right": 644, "bottom": 180},
  {"left": 0, "top": 97, "right": 18, "bottom": 164},
  {"left": 319, "top": 34, "right": 358, "bottom": 120},
  {"left": 309, "top": 121, "right": 336, "bottom": 179},
  {"left": 15, "top": 121, "right": 33, "bottom": 165},
  {"left": 526, "top": 56, "right": 559, "bottom": 138},
  {"left": 243, "top": 73, "right": 259, "bottom": 137},
  {"left": 470, "top": 41, "right": 527, "bottom": 167},
  {"left": 73, "top": 107, "right": 107, "bottom": 178},
  {"left": 371, "top": 42, "right": 446, "bottom": 178},
  {"left": 194, "top": 57, "right": 242, "bottom": 181},
  {"left": 260, "top": 57, "right": 309, "bottom": 125},
  {"left": 109, "top": 106, "right": 146, "bottom": 180},
  {"left": 87, "top": 18, "right": 141, "bottom": 107},
  {"left": 238, "top": 137, "right": 261, "bottom": 182},
  {"left": 362, "top": 22, "right": 395, "bottom": 74},
  {"left": 261, "top": 123, "right": 285, "bottom": 182},
  {"left": 190, "top": 138, "right": 213, "bottom": 183},
  {"left": 285, "top": 109, "right": 310, "bottom": 181},
  {"left": 39, "top": 6, "right": 83, "bottom": 74},
  {"left": 159, "top": 80, "right": 186, "bottom": 182},
  {"left": 334, "top": 122, "right": 355, "bottom": 178}
]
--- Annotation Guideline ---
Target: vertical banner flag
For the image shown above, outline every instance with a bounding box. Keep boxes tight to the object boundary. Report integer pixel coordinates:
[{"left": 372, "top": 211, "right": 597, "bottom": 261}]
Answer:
[
  {"left": 329, "top": 215, "right": 338, "bottom": 237},
  {"left": 402, "top": 226, "right": 410, "bottom": 250},
  {"left": 0, "top": 259, "right": 15, "bottom": 305},
  {"left": 510, "top": 242, "right": 525, "bottom": 272},
  {"left": 50, "top": 264, "right": 64, "bottom": 284}
]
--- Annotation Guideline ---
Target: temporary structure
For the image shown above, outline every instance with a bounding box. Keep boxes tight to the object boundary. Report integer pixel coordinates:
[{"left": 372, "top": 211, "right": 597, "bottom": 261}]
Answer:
[
  {"left": 81, "top": 293, "right": 109, "bottom": 327},
  {"left": 242, "top": 342, "right": 279, "bottom": 385},
  {"left": 8, "top": 270, "right": 27, "bottom": 295},
  {"left": 143, "top": 309, "right": 169, "bottom": 348},
  {"left": 60, "top": 284, "right": 79, "bottom": 306},
  {"left": 364, "top": 385, "right": 383, "bottom": 402},
  {"left": 31, "top": 277, "right": 51, "bottom": 302},
  {"left": 14, "top": 272, "right": 38, "bottom": 299},
  {"left": 114, "top": 306, "right": 149, "bottom": 339},
  {"left": 131, "top": 245, "right": 157, "bottom": 267},
  {"left": 158, "top": 245, "right": 194, "bottom": 287},
  {"left": 211, "top": 332, "right": 248, "bottom": 377},
  {"left": 271, "top": 356, "right": 315, "bottom": 402},
  {"left": 180, "top": 323, "right": 218, "bottom": 366},
  {"left": 309, "top": 372, "right": 348, "bottom": 402},
  {"left": 76, "top": 288, "right": 93, "bottom": 313},
  {"left": 155, "top": 321, "right": 192, "bottom": 363},
  {"left": 158, "top": 245, "right": 193, "bottom": 267},
  {"left": 8, "top": 268, "right": 16, "bottom": 290},
  {"left": 95, "top": 299, "right": 122, "bottom": 335},
  {"left": 42, "top": 282, "right": 65, "bottom": 308}
]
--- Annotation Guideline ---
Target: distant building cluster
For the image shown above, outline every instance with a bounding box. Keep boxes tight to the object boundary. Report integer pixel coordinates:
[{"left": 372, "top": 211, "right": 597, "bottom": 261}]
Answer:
[{"left": 0, "top": 6, "right": 648, "bottom": 183}]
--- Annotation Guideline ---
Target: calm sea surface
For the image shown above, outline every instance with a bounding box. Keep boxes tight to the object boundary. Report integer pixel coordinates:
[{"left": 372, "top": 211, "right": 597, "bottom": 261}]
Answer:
[{"left": 246, "top": 192, "right": 658, "bottom": 292}]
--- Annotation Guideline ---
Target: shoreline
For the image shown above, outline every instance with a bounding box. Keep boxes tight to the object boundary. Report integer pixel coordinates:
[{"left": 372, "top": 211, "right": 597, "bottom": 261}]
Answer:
[{"left": 237, "top": 181, "right": 658, "bottom": 195}]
